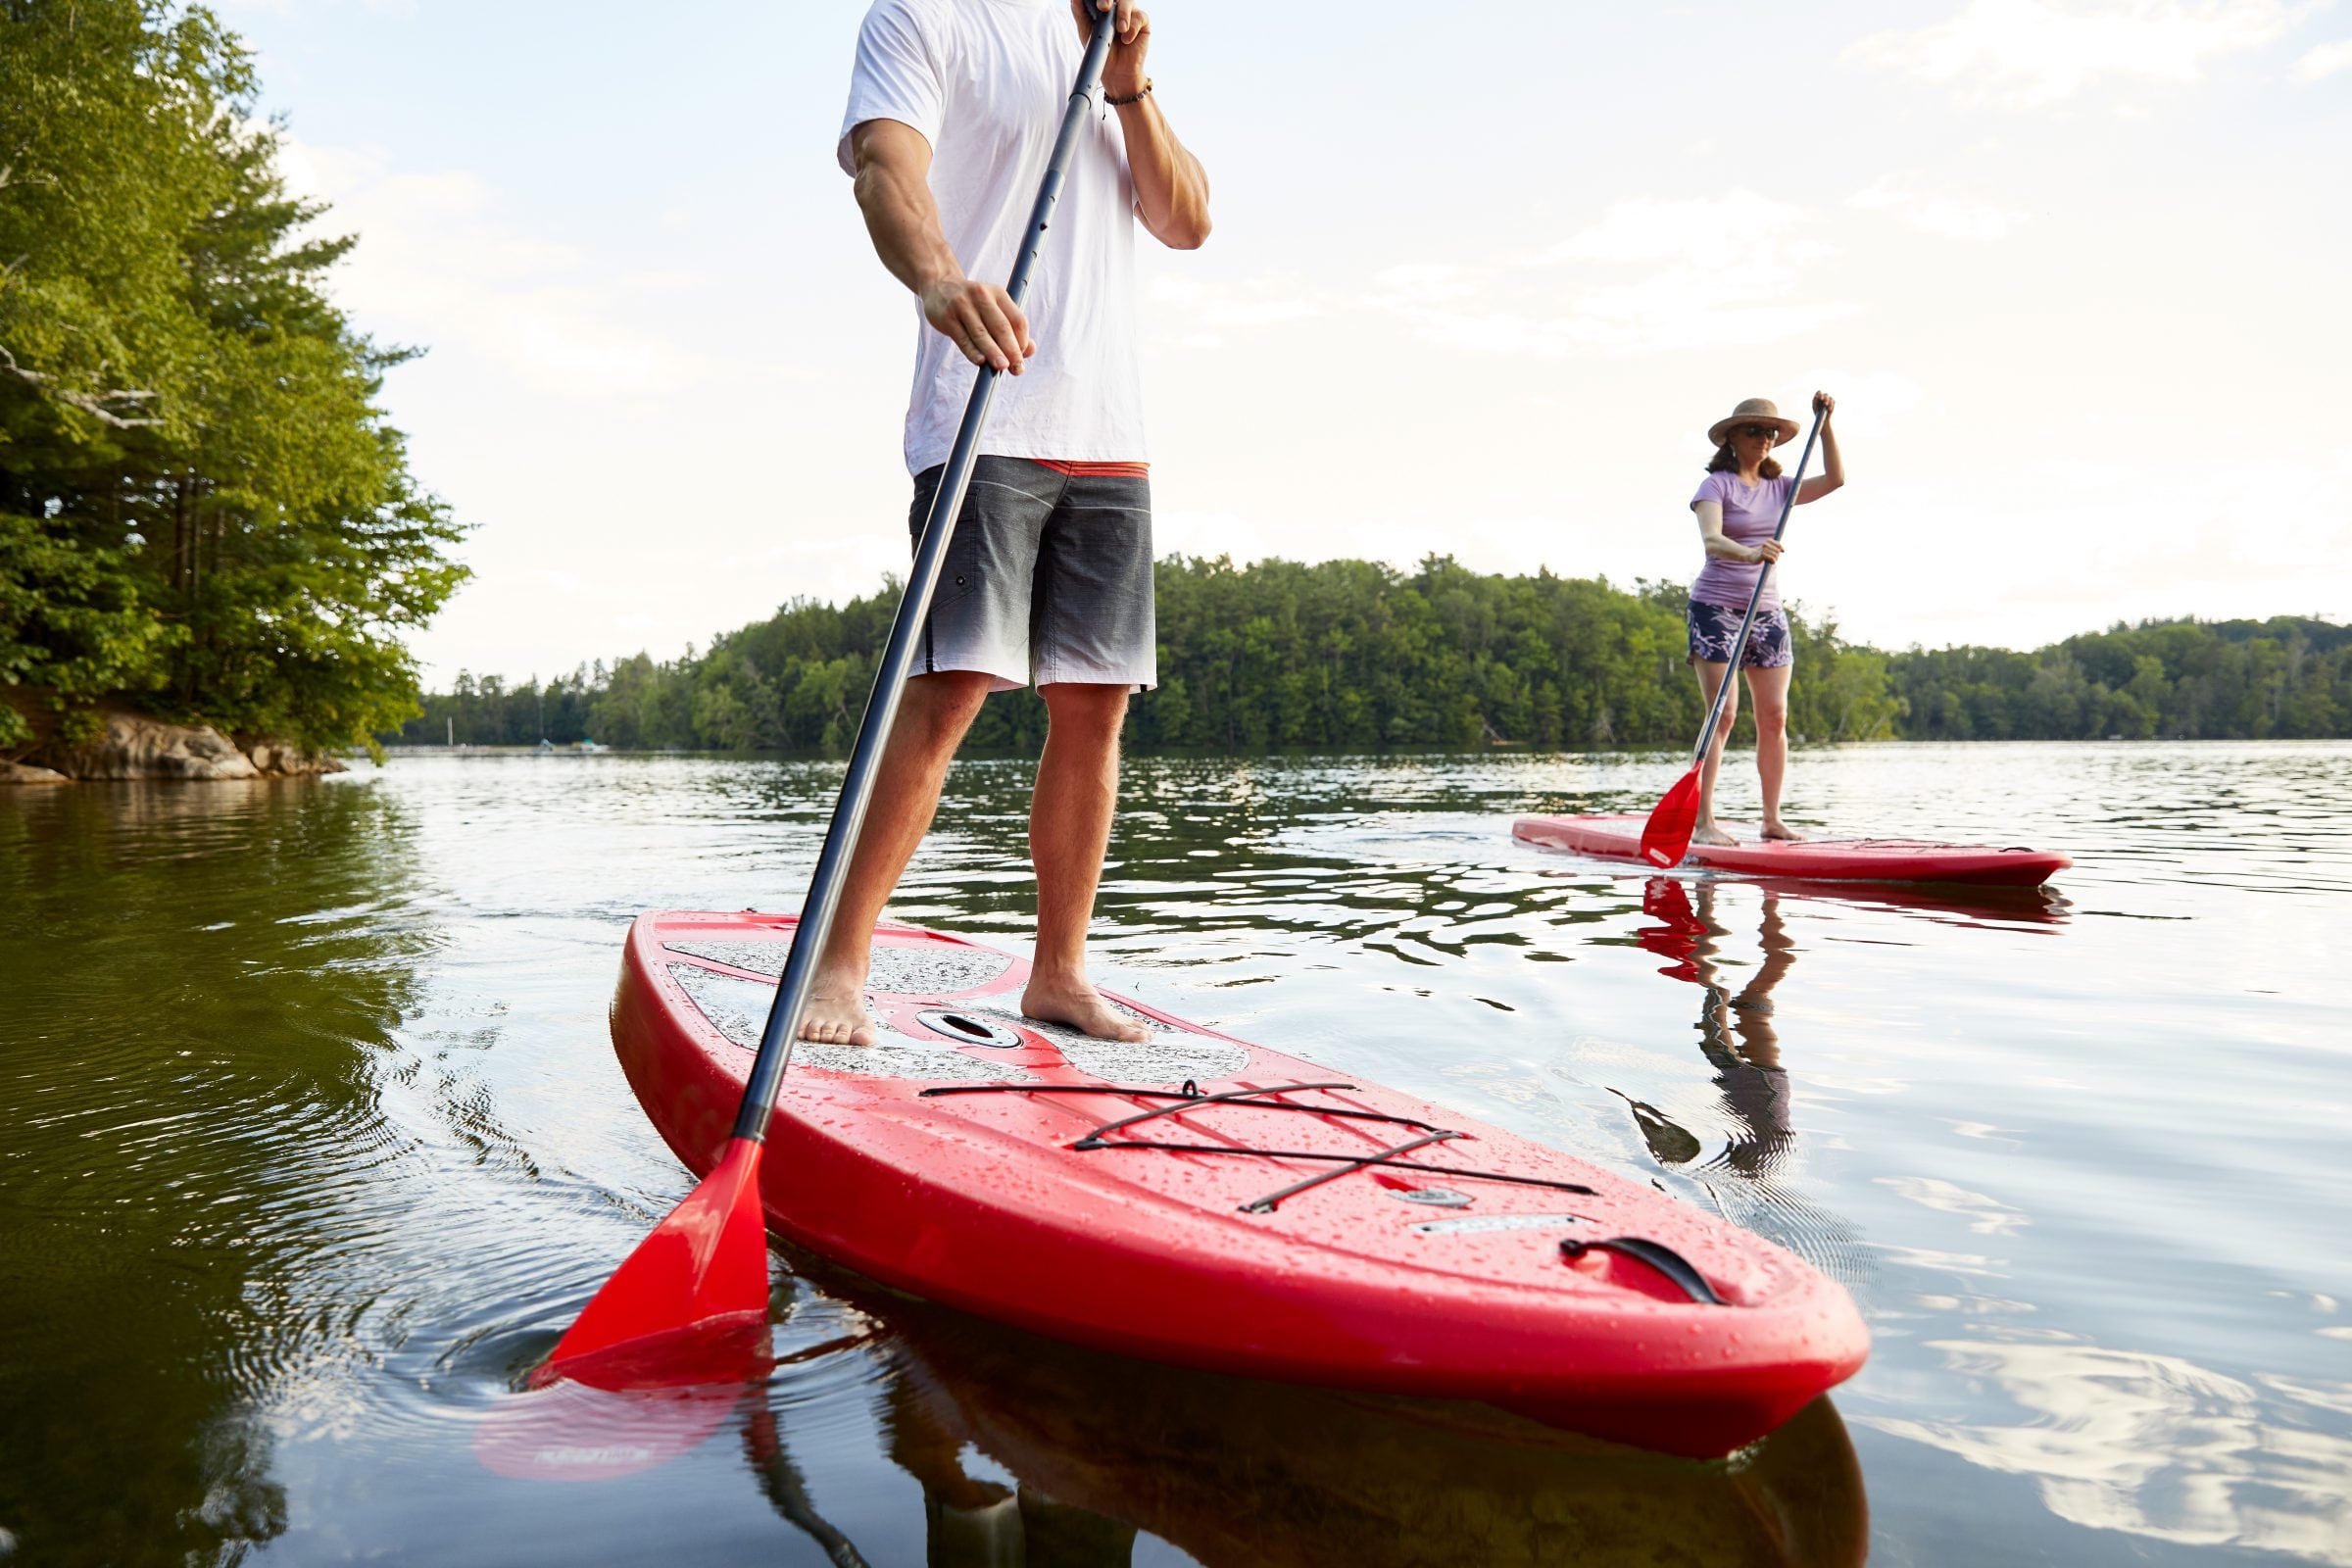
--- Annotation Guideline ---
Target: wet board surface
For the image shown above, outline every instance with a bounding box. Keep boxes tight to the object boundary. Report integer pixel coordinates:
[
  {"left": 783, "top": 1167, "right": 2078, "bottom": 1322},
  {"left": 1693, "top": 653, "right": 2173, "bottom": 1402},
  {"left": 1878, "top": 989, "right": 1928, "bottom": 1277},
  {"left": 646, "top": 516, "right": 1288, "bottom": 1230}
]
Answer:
[
  {"left": 614, "top": 910, "right": 1869, "bottom": 1458},
  {"left": 1514, "top": 812, "right": 2072, "bottom": 886}
]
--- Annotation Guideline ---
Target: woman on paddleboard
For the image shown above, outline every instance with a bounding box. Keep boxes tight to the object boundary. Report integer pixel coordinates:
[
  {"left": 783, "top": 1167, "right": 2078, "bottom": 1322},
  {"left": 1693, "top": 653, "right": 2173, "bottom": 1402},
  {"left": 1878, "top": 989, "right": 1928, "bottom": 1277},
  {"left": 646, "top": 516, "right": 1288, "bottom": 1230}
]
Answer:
[{"left": 1686, "top": 392, "right": 1841, "bottom": 847}]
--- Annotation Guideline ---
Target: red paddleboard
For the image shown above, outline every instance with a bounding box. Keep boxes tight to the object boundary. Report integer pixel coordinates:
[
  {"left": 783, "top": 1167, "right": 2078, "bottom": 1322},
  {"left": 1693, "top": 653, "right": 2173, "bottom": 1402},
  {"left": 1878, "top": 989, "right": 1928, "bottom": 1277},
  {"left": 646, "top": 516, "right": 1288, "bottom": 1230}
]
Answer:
[
  {"left": 1516, "top": 813, "right": 2070, "bottom": 887},
  {"left": 610, "top": 910, "right": 1869, "bottom": 1457}
]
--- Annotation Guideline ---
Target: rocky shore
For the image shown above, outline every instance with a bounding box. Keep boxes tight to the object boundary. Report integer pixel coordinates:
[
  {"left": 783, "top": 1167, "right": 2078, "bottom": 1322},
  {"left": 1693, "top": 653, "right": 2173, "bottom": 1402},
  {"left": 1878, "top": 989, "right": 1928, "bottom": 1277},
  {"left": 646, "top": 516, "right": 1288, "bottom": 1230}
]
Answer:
[{"left": 1, "top": 707, "right": 347, "bottom": 785}]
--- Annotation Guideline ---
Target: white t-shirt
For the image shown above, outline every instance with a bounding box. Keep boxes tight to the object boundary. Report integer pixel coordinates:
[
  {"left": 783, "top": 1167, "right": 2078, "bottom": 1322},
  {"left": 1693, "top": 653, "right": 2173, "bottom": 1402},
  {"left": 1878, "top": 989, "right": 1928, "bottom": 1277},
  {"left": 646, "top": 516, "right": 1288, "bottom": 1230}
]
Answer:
[{"left": 840, "top": 0, "right": 1146, "bottom": 475}]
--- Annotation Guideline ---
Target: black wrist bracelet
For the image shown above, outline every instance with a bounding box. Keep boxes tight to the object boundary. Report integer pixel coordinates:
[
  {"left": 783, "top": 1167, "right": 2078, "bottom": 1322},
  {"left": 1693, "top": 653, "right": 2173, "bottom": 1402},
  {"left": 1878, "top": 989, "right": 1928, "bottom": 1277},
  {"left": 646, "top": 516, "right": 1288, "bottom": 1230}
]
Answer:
[{"left": 1105, "top": 77, "right": 1152, "bottom": 106}]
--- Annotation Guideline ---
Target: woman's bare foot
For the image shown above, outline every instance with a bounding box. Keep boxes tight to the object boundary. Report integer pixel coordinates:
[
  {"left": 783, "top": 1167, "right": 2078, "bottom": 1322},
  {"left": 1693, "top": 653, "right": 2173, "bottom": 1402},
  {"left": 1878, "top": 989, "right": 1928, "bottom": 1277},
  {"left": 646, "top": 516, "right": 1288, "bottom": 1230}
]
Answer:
[
  {"left": 798, "top": 963, "right": 878, "bottom": 1047},
  {"left": 1760, "top": 820, "right": 1807, "bottom": 842},
  {"left": 1022, "top": 970, "right": 1151, "bottom": 1043},
  {"left": 1692, "top": 820, "right": 1740, "bottom": 848}
]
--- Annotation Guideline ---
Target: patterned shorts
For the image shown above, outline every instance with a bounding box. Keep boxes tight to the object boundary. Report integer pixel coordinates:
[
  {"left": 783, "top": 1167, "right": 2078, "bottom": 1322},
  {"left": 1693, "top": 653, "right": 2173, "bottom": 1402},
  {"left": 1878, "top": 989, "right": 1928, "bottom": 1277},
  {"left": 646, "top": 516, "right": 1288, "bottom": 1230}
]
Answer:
[{"left": 1687, "top": 600, "right": 1793, "bottom": 669}]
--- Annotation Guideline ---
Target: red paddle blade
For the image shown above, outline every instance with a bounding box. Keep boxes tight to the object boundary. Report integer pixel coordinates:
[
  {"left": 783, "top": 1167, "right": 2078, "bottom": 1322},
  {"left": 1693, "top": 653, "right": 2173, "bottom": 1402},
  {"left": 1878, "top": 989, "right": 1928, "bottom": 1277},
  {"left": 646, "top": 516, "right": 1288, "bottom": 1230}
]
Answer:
[
  {"left": 541, "top": 1137, "right": 771, "bottom": 1387},
  {"left": 1639, "top": 767, "right": 1703, "bottom": 868}
]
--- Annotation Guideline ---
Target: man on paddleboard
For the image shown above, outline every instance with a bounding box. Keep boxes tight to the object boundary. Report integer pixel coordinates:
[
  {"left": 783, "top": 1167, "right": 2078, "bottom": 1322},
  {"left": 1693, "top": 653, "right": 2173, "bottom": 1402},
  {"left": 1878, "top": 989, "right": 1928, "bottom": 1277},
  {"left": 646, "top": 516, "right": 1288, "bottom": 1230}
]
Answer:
[{"left": 805, "top": 0, "right": 1212, "bottom": 1047}]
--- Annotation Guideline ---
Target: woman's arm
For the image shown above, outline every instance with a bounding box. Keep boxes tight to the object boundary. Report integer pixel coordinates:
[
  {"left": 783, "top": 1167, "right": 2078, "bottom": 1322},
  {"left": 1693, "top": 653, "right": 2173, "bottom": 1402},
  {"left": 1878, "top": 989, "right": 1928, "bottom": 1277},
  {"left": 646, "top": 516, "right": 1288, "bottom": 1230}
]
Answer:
[
  {"left": 1694, "top": 500, "right": 1784, "bottom": 565},
  {"left": 1796, "top": 391, "right": 1841, "bottom": 504}
]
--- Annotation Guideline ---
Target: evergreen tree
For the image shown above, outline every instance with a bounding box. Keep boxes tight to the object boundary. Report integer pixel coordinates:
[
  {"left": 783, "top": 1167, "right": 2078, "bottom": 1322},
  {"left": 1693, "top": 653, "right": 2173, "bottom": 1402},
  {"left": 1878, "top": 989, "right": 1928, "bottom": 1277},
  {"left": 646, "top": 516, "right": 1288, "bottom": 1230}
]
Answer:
[{"left": 1, "top": 0, "right": 466, "bottom": 757}]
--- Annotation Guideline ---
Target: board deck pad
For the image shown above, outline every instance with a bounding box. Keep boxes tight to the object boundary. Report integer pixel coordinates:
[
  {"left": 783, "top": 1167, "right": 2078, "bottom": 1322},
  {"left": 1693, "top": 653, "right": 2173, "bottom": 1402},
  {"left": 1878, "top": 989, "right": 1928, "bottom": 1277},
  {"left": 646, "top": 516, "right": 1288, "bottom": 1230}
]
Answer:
[
  {"left": 1515, "top": 812, "right": 2070, "bottom": 886},
  {"left": 610, "top": 910, "right": 1870, "bottom": 1457},
  {"left": 662, "top": 957, "right": 1246, "bottom": 1085}
]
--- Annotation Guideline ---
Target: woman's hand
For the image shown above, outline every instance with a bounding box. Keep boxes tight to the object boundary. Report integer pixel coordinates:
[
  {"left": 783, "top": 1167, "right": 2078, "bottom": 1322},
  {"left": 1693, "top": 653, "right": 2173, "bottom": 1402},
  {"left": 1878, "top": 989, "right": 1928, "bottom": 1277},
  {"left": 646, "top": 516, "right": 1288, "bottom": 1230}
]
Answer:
[
  {"left": 1751, "top": 539, "right": 1787, "bottom": 565},
  {"left": 1799, "top": 391, "right": 1843, "bottom": 502}
]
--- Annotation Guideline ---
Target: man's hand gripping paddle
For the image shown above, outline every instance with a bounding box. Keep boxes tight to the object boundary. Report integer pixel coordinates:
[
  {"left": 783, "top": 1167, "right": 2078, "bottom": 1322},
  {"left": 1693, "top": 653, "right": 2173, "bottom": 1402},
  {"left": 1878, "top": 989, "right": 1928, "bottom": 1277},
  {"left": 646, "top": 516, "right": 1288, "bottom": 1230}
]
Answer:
[
  {"left": 1638, "top": 401, "right": 1828, "bottom": 870},
  {"left": 538, "top": 3, "right": 1121, "bottom": 1391}
]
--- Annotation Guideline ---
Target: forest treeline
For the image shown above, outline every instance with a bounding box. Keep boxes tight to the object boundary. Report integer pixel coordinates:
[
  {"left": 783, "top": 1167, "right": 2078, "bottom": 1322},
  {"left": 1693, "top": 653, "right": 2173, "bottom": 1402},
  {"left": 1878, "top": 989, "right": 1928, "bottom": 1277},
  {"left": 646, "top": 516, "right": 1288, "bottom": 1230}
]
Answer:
[
  {"left": 1, "top": 0, "right": 465, "bottom": 759},
  {"left": 397, "top": 555, "right": 2351, "bottom": 753}
]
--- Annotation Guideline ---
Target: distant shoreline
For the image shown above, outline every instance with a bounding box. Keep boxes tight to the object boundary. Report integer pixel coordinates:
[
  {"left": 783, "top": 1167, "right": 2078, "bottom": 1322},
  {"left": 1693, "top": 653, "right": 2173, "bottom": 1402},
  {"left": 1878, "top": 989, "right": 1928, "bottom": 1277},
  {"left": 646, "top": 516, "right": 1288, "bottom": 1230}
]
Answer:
[
  {"left": 365, "top": 734, "right": 2350, "bottom": 762},
  {"left": 390, "top": 564, "right": 2351, "bottom": 755}
]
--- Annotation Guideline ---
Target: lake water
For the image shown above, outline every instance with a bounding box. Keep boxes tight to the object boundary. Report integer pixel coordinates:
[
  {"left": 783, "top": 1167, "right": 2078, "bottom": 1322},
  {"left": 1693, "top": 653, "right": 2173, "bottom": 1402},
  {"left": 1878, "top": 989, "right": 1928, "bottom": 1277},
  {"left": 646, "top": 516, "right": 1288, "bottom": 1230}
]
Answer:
[{"left": 3, "top": 741, "right": 2348, "bottom": 1566}]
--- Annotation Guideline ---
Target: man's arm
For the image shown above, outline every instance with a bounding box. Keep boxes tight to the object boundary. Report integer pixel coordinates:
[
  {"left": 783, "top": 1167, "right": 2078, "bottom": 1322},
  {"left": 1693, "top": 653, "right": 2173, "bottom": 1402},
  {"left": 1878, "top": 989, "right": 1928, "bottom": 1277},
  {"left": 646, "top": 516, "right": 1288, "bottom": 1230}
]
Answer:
[
  {"left": 1074, "top": 0, "right": 1211, "bottom": 249},
  {"left": 850, "top": 118, "right": 1035, "bottom": 374}
]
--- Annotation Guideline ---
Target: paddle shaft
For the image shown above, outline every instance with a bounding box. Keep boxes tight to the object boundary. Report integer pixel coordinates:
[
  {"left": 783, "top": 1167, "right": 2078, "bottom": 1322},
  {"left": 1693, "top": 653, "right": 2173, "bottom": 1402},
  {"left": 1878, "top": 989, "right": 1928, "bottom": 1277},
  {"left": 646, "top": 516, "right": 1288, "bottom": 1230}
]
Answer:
[
  {"left": 1683, "top": 405, "right": 1827, "bottom": 772},
  {"left": 732, "top": 8, "right": 1119, "bottom": 1142}
]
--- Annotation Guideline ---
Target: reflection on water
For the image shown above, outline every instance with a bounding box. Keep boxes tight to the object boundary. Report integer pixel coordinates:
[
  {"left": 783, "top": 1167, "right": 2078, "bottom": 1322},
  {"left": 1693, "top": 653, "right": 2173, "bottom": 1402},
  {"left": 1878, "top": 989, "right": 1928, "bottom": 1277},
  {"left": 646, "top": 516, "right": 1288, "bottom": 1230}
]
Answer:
[
  {"left": 1619, "top": 878, "right": 1869, "bottom": 1288},
  {"left": 1630, "top": 877, "right": 1796, "bottom": 1178},
  {"left": 1868, "top": 1337, "right": 2352, "bottom": 1565},
  {"left": 800, "top": 1277, "right": 1869, "bottom": 1568},
  {"left": 0, "top": 780, "right": 426, "bottom": 1562},
  {"left": 4, "top": 743, "right": 2350, "bottom": 1565}
]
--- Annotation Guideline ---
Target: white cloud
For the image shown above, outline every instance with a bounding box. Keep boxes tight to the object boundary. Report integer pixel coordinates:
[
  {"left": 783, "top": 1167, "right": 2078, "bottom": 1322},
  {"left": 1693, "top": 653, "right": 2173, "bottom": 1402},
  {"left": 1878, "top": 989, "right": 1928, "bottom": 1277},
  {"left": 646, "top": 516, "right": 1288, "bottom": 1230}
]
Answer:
[
  {"left": 2291, "top": 37, "right": 2352, "bottom": 78},
  {"left": 1145, "top": 192, "right": 1853, "bottom": 362},
  {"left": 1386, "top": 191, "right": 1852, "bottom": 357},
  {"left": 277, "top": 137, "right": 710, "bottom": 403},
  {"left": 1846, "top": 0, "right": 2308, "bottom": 107},
  {"left": 1547, "top": 191, "right": 1814, "bottom": 264},
  {"left": 1850, "top": 182, "right": 2024, "bottom": 240},
  {"left": 1788, "top": 369, "right": 1922, "bottom": 440}
]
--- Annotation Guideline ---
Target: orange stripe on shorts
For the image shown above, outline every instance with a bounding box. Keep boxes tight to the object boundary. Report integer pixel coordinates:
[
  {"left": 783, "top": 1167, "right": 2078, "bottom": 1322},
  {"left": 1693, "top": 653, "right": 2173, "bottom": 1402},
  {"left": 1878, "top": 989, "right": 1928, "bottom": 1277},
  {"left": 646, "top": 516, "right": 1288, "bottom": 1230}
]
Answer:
[{"left": 1030, "top": 459, "right": 1151, "bottom": 478}]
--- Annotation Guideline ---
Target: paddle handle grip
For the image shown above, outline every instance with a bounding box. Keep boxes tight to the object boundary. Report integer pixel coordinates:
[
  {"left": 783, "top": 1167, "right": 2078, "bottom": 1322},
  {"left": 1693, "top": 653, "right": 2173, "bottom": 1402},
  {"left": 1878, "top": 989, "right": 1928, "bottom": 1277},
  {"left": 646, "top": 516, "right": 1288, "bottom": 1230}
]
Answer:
[
  {"left": 732, "top": 4, "right": 1120, "bottom": 1142},
  {"left": 1686, "top": 403, "right": 1827, "bottom": 772}
]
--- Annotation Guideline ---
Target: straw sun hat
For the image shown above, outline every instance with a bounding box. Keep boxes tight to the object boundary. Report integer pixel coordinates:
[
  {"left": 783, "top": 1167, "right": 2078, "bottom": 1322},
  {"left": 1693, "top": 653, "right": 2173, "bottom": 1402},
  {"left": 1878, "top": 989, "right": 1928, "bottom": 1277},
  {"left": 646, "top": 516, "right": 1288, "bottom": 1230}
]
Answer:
[{"left": 1707, "top": 398, "right": 1799, "bottom": 449}]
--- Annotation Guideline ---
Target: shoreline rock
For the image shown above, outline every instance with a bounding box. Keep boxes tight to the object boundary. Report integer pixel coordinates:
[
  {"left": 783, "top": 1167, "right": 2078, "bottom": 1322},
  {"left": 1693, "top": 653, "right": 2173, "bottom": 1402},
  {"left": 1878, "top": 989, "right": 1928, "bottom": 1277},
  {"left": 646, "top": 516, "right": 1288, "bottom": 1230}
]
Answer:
[
  {"left": 1, "top": 700, "right": 349, "bottom": 783},
  {"left": 52, "top": 711, "right": 260, "bottom": 780}
]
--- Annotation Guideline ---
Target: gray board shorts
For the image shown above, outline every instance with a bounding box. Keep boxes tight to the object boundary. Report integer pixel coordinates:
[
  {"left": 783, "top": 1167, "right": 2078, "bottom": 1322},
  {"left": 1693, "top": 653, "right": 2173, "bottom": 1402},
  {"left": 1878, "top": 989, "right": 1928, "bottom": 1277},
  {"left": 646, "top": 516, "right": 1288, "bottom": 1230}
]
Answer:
[{"left": 907, "top": 456, "right": 1155, "bottom": 692}]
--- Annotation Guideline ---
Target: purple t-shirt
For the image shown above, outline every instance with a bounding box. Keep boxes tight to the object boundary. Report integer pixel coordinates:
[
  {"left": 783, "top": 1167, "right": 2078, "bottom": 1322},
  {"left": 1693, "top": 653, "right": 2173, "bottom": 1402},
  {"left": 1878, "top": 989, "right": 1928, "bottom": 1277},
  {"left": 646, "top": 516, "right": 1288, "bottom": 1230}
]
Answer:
[{"left": 1690, "top": 471, "right": 1792, "bottom": 613}]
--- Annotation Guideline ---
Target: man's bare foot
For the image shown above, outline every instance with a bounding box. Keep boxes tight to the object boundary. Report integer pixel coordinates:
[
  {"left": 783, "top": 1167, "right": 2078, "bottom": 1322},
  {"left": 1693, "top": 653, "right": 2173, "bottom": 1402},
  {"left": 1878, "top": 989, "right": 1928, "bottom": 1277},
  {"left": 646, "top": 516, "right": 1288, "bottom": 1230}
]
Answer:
[
  {"left": 1760, "top": 821, "right": 1807, "bottom": 842},
  {"left": 1022, "top": 971, "right": 1151, "bottom": 1043},
  {"left": 798, "top": 965, "right": 878, "bottom": 1047},
  {"left": 1692, "top": 820, "right": 1740, "bottom": 848}
]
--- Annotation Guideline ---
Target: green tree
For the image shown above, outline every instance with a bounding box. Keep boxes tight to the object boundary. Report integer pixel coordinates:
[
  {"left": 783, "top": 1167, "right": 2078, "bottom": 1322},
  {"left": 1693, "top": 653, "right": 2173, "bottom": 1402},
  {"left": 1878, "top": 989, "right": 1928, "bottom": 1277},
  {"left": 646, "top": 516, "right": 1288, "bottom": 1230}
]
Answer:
[{"left": 1, "top": 0, "right": 466, "bottom": 760}]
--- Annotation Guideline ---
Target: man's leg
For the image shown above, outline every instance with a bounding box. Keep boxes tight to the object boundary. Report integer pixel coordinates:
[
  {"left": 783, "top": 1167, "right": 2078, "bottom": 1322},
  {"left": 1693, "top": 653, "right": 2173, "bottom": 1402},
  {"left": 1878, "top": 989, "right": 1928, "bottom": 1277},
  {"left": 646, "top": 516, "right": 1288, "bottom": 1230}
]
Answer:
[
  {"left": 1021, "top": 680, "right": 1148, "bottom": 1042},
  {"left": 801, "top": 670, "right": 994, "bottom": 1045}
]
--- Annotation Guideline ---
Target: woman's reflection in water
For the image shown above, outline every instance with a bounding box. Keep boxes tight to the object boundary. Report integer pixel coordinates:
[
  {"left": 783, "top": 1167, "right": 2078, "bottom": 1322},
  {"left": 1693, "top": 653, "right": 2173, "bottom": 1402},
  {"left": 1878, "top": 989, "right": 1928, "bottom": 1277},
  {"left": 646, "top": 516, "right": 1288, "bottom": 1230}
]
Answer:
[
  {"left": 1630, "top": 877, "right": 1866, "bottom": 1284},
  {"left": 1646, "top": 869, "right": 1788, "bottom": 1175},
  {"left": 1636, "top": 875, "right": 1795, "bottom": 1179}
]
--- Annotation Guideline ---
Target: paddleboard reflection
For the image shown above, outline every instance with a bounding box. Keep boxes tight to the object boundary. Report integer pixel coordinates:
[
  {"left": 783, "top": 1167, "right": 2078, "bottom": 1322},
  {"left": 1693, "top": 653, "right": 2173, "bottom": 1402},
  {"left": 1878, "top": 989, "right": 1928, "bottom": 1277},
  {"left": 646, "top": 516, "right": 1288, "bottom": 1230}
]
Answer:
[{"left": 745, "top": 1281, "right": 1869, "bottom": 1568}]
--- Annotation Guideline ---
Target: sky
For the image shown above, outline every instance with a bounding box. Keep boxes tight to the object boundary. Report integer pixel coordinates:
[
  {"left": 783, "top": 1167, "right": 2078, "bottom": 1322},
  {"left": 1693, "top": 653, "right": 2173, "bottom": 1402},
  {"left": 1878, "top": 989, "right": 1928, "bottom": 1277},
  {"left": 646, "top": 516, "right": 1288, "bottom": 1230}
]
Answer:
[{"left": 218, "top": 0, "right": 2352, "bottom": 684}]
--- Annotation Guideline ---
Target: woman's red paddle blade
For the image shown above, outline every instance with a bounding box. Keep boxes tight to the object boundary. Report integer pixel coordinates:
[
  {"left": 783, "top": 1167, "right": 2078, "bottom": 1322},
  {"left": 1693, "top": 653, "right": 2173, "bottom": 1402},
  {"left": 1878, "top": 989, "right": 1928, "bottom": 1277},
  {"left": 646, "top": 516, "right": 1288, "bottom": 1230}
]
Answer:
[
  {"left": 541, "top": 1137, "right": 771, "bottom": 1388},
  {"left": 1640, "top": 767, "right": 1704, "bottom": 868}
]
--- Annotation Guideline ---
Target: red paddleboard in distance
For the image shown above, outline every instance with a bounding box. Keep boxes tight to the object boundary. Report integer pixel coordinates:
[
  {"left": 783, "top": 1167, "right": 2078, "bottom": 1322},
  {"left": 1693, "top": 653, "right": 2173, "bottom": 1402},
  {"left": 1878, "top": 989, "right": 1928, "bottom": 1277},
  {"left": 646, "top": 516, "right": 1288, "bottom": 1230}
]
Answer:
[
  {"left": 610, "top": 910, "right": 1869, "bottom": 1458},
  {"left": 1516, "top": 813, "right": 2070, "bottom": 887}
]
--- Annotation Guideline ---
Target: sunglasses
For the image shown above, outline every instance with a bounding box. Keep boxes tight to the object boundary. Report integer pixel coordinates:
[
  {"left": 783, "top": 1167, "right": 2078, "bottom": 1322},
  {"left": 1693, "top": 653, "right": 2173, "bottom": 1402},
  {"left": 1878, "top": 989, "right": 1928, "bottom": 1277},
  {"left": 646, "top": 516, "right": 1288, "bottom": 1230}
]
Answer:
[{"left": 1738, "top": 424, "right": 1780, "bottom": 439}]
